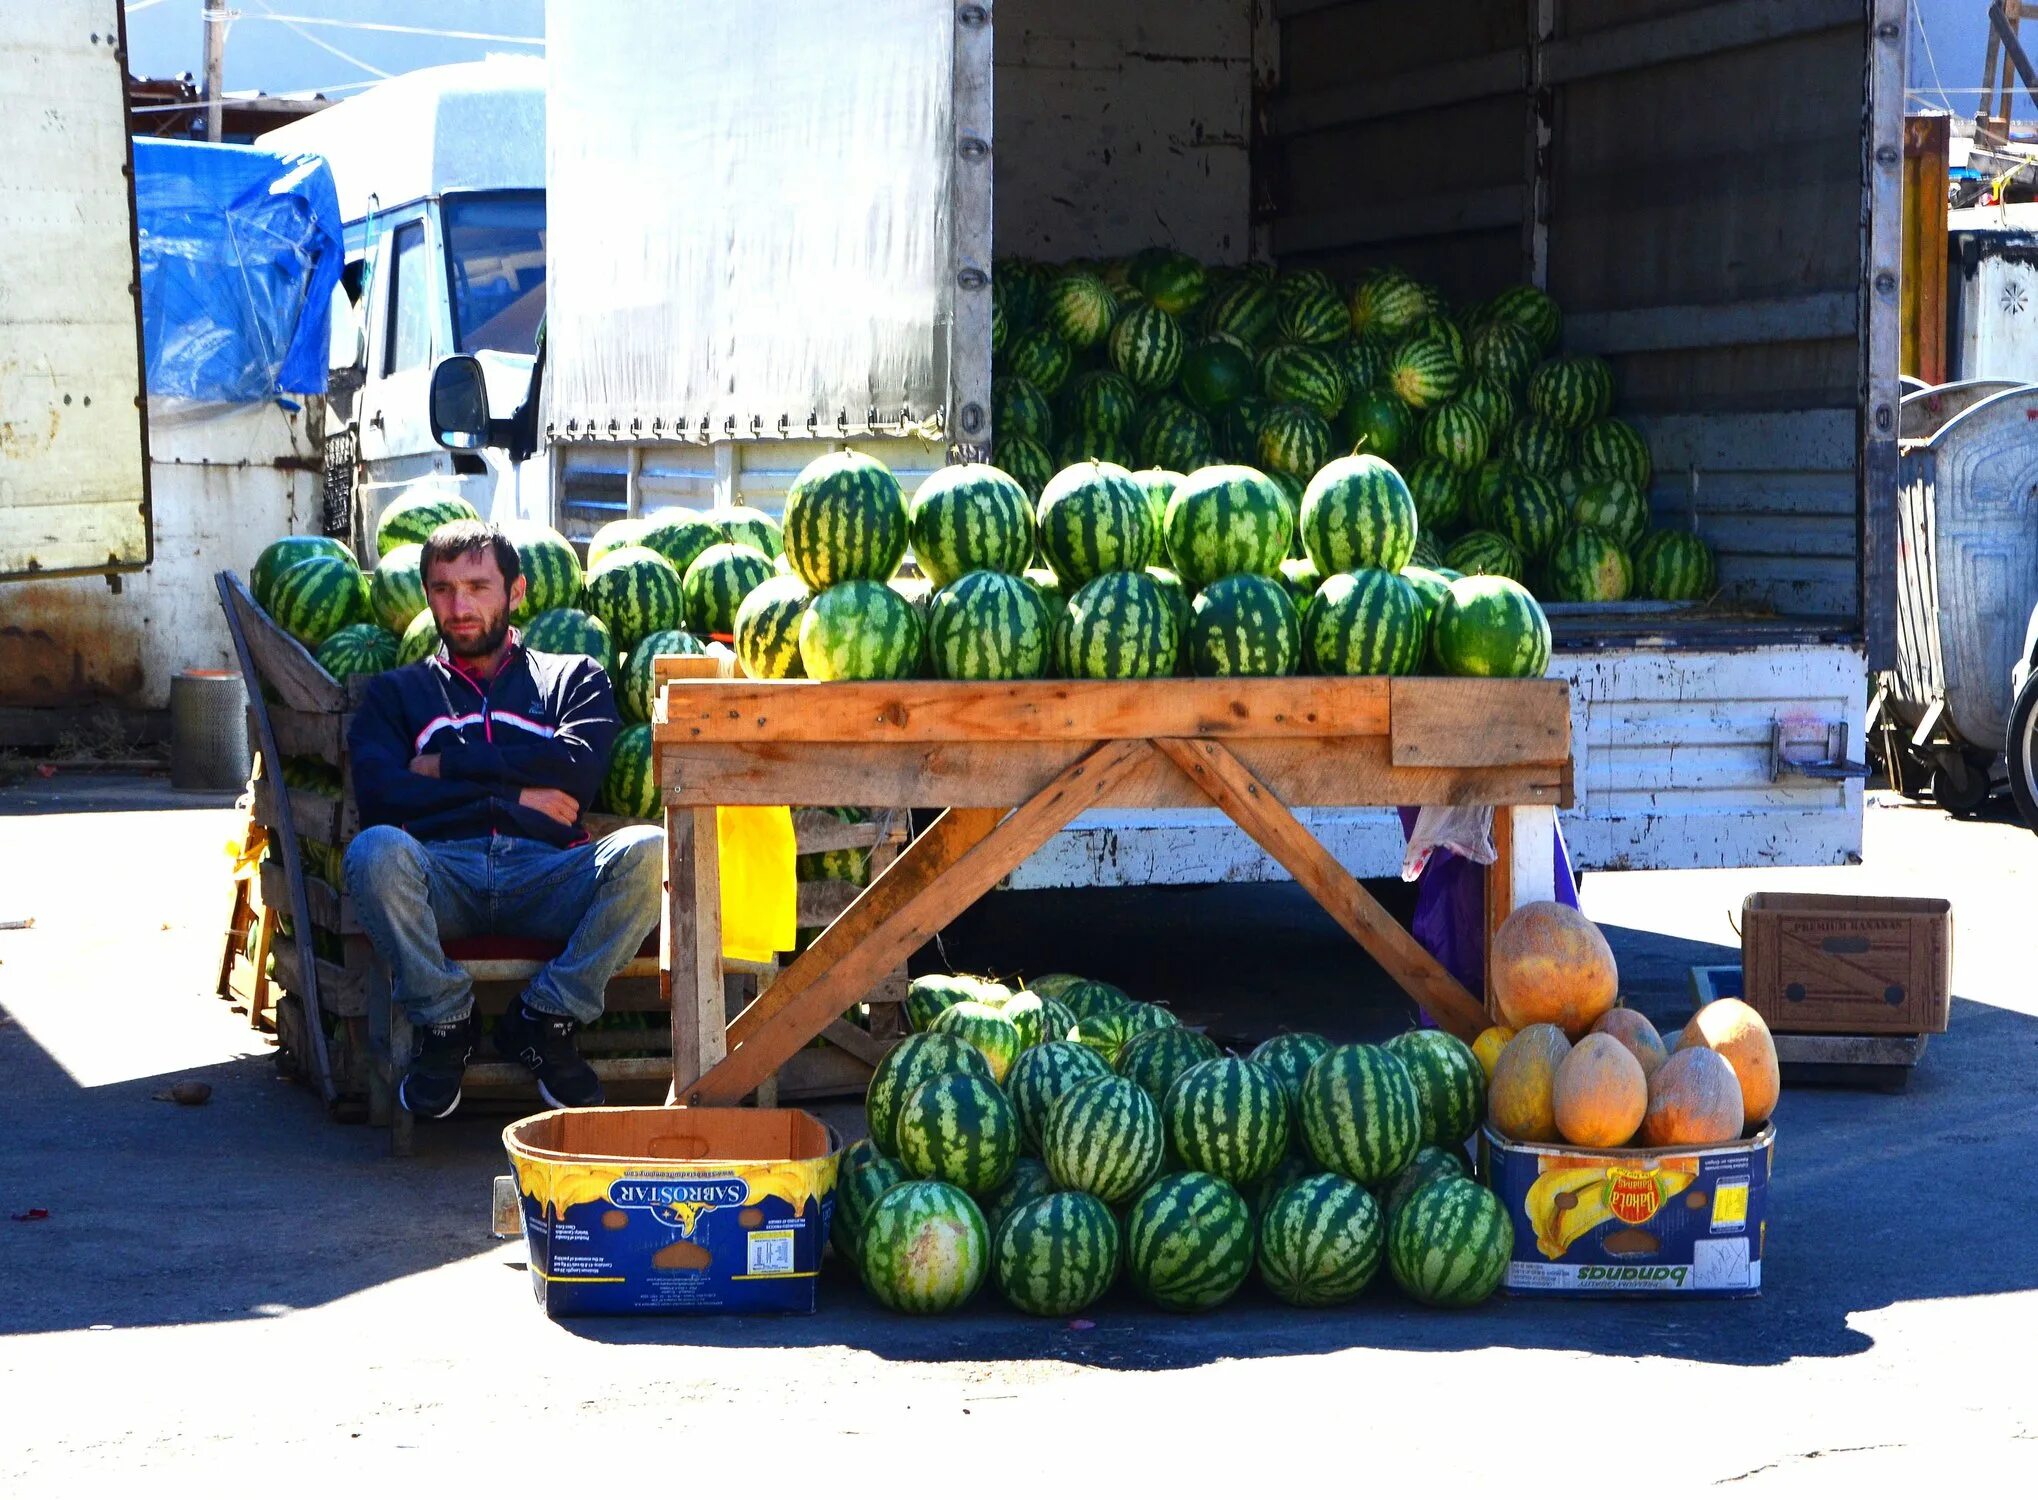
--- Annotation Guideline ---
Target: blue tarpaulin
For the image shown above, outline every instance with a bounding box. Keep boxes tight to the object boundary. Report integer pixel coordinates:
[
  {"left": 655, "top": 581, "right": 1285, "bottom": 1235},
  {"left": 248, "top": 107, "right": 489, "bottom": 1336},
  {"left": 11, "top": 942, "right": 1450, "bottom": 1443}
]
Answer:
[{"left": 134, "top": 137, "right": 344, "bottom": 405}]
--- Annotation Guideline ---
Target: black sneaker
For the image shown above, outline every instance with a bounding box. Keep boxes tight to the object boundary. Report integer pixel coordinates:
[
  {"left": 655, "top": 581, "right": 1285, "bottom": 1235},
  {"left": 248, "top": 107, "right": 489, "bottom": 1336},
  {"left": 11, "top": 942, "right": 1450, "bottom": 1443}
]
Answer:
[
  {"left": 399, "top": 1014, "right": 474, "bottom": 1119},
  {"left": 494, "top": 1002, "right": 605, "bottom": 1109}
]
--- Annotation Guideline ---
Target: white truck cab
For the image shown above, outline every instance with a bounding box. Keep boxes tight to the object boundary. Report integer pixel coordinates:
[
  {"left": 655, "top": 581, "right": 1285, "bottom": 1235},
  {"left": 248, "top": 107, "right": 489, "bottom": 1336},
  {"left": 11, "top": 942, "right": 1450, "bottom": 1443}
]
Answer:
[{"left": 258, "top": 59, "right": 548, "bottom": 552}]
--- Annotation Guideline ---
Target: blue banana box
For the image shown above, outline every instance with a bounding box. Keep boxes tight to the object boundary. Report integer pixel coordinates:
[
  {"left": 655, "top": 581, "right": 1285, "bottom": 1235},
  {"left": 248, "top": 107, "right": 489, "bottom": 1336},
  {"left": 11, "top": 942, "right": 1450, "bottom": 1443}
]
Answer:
[
  {"left": 504, "top": 1106, "right": 839, "bottom": 1317},
  {"left": 1479, "top": 1123, "right": 1775, "bottom": 1297}
]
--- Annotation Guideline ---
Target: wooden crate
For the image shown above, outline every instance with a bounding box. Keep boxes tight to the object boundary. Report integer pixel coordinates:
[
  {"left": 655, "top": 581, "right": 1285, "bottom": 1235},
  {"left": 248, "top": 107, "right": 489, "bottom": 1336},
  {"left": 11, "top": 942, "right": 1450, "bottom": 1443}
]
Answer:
[{"left": 652, "top": 675, "right": 1575, "bottom": 1106}]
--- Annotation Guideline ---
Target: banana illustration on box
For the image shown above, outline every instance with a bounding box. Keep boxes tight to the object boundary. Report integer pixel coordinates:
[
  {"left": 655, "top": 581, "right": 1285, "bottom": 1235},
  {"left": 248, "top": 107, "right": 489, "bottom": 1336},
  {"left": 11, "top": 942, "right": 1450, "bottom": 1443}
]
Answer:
[{"left": 1525, "top": 1164, "right": 1698, "bottom": 1260}]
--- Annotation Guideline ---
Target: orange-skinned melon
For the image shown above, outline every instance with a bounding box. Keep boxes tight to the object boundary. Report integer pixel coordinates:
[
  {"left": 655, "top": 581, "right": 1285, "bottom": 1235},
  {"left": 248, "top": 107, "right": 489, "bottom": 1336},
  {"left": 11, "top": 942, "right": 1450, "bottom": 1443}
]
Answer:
[
  {"left": 1486, "top": 1023, "right": 1572, "bottom": 1143},
  {"left": 1638, "top": 1046, "right": 1744, "bottom": 1148},
  {"left": 1471, "top": 1025, "right": 1516, "bottom": 1081},
  {"left": 1676, "top": 998, "right": 1780, "bottom": 1126},
  {"left": 1489, "top": 901, "right": 1619, "bottom": 1038},
  {"left": 1552, "top": 1033, "right": 1648, "bottom": 1148},
  {"left": 1589, "top": 1007, "right": 1670, "bottom": 1079}
]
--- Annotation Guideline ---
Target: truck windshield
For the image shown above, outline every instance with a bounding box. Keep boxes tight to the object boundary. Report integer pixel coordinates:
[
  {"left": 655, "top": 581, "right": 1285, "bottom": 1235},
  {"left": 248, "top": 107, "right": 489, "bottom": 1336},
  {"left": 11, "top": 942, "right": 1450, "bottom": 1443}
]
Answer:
[{"left": 443, "top": 191, "right": 545, "bottom": 356}]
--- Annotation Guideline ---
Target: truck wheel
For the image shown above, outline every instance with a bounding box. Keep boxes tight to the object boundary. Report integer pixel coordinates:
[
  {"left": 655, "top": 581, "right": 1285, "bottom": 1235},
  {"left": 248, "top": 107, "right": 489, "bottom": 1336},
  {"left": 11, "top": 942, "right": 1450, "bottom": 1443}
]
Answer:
[
  {"left": 2007, "top": 670, "right": 2038, "bottom": 831},
  {"left": 1929, "top": 751, "right": 1991, "bottom": 817}
]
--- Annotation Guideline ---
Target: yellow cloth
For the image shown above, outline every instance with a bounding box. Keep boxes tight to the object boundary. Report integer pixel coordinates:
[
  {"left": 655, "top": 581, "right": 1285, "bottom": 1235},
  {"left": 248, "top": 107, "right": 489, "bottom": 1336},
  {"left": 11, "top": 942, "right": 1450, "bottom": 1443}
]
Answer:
[{"left": 717, "top": 805, "right": 797, "bottom": 964}]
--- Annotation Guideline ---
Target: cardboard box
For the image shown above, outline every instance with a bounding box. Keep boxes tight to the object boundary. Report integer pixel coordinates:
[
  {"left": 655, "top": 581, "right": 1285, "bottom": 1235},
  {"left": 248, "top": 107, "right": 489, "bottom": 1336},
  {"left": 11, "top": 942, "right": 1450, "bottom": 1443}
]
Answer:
[
  {"left": 503, "top": 1106, "right": 839, "bottom": 1317},
  {"left": 1479, "top": 1124, "right": 1775, "bottom": 1297},
  {"left": 1740, "top": 893, "right": 1951, "bottom": 1034}
]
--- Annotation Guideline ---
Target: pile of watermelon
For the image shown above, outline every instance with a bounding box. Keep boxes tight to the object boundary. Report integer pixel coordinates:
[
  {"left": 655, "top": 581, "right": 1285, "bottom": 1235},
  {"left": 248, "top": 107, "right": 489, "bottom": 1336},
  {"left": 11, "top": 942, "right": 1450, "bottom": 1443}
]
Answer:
[
  {"left": 992, "top": 253, "right": 1717, "bottom": 609},
  {"left": 836, "top": 969, "right": 1513, "bottom": 1317}
]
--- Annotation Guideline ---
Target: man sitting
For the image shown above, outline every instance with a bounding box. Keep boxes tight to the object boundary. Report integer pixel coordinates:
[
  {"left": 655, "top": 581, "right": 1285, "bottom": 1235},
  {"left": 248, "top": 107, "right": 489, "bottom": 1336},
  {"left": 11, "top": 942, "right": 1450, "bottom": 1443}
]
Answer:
[{"left": 344, "top": 520, "right": 661, "bottom": 1117}]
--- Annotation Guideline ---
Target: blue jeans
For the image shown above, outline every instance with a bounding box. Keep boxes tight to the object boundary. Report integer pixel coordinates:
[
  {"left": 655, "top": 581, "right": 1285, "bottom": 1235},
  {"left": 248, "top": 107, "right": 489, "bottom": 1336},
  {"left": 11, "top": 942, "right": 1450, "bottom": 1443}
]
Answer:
[{"left": 344, "top": 824, "right": 664, "bottom": 1026}]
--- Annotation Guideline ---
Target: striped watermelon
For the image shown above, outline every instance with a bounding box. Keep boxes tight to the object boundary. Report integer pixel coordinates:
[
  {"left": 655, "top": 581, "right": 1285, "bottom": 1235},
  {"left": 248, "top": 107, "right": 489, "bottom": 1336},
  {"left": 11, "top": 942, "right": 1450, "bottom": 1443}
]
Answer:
[
  {"left": 637, "top": 512, "right": 723, "bottom": 580},
  {"left": 1306, "top": 567, "right": 1426, "bottom": 676},
  {"left": 1037, "top": 462, "right": 1155, "bottom": 584},
  {"left": 929, "top": 1000, "right": 1023, "bottom": 1085},
  {"left": 1431, "top": 574, "right": 1552, "bottom": 678},
  {"left": 1008, "top": 1040, "right": 1112, "bottom": 1153},
  {"left": 1571, "top": 477, "right": 1649, "bottom": 549},
  {"left": 1278, "top": 284, "right": 1350, "bottom": 347},
  {"left": 1386, "top": 1177, "right": 1512, "bottom": 1307},
  {"left": 679, "top": 542, "right": 772, "bottom": 637},
  {"left": 904, "top": 975, "right": 982, "bottom": 1034},
  {"left": 1189, "top": 574, "right": 1301, "bottom": 677},
  {"left": 1469, "top": 318, "right": 1539, "bottom": 388},
  {"left": 733, "top": 573, "right": 812, "bottom": 679},
  {"left": 1384, "top": 1029, "right": 1488, "bottom": 1147},
  {"left": 583, "top": 545, "right": 684, "bottom": 650},
  {"left": 1337, "top": 337, "right": 1390, "bottom": 396},
  {"left": 1256, "top": 404, "right": 1332, "bottom": 481},
  {"left": 1298, "top": 1042, "right": 1423, "bottom": 1187},
  {"left": 598, "top": 722, "right": 657, "bottom": 819},
  {"left": 993, "top": 1191, "right": 1120, "bottom": 1316},
  {"left": 374, "top": 490, "right": 479, "bottom": 557},
  {"left": 1408, "top": 531, "right": 1445, "bottom": 570},
  {"left": 1042, "top": 1074, "right": 1163, "bottom": 1205},
  {"left": 1484, "top": 284, "right": 1562, "bottom": 354},
  {"left": 977, "top": 1155, "right": 1056, "bottom": 1241},
  {"left": 1339, "top": 387, "right": 1416, "bottom": 464},
  {"left": 1256, "top": 1173, "right": 1386, "bottom": 1307},
  {"left": 251, "top": 535, "right": 352, "bottom": 615},
  {"left": 860, "top": 1181, "right": 989, "bottom": 1314},
  {"left": 800, "top": 580, "right": 925, "bottom": 681},
  {"left": 1278, "top": 557, "right": 1323, "bottom": 612},
  {"left": 1179, "top": 335, "right": 1258, "bottom": 412},
  {"left": 1418, "top": 315, "right": 1470, "bottom": 369},
  {"left": 315, "top": 622, "right": 398, "bottom": 681},
  {"left": 618, "top": 628, "right": 706, "bottom": 722},
  {"left": 1119, "top": 1000, "right": 1178, "bottom": 1038},
  {"left": 1129, "top": 248, "right": 1208, "bottom": 317},
  {"left": 1384, "top": 1143, "right": 1471, "bottom": 1226},
  {"left": 1009, "top": 326, "right": 1075, "bottom": 396},
  {"left": 588, "top": 517, "right": 654, "bottom": 566},
  {"left": 1056, "top": 570, "right": 1179, "bottom": 679},
  {"left": 1163, "top": 1057, "right": 1290, "bottom": 1187},
  {"left": 1528, "top": 354, "right": 1614, "bottom": 429},
  {"left": 1124, "top": 1171, "right": 1254, "bottom": 1311},
  {"left": 1275, "top": 267, "right": 1338, "bottom": 310},
  {"left": 1201, "top": 278, "right": 1279, "bottom": 346},
  {"left": 1546, "top": 526, "right": 1633, "bottom": 603},
  {"left": 396, "top": 607, "right": 440, "bottom": 666},
  {"left": 909, "top": 465, "right": 1036, "bottom": 588},
  {"left": 998, "top": 436, "right": 1056, "bottom": 502},
  {"left": 994, "top": 376, "right": 1054, "bottom": 445},
  {"left": 1460, "top": 374, "right": 1519, "bottom": 441},
  {"left": 1576, "top": 416, "right": 1653, "bottom": 490},
  {"left": 1421, "top": 400, "right": 1491, "bottom": 474},
  {"left": 1046, "top": 272, "right": 1118, "bottom": 348},
  {"left": 1633, "top": 529, "right": 1717, "bottom": 601},
  {"left": 368, "top": 544, "right": 428, "bottom": 634},
  {"left": 1406, "top": 459, "right": 1470, "bottom": 532},
  {"left": 1071, "top": 1008, "right": 1138, "bottom": 1068},
  {"left": 1260, "top": 344, "right": 1347, "bottom": 421},
  {"left": 783, "top": 450, "right": 909, "bottom": 591},
  {"left": 998, "top": 991, "right": 1054, "bottom": 1051},
  {"left": 712, "top": 509, "right": 780, "bottom": 567},
  {"left": 1108, "top": 302, "right": 1186, "bottom": 391},
  {"left": 501, "top": 521, "right": 584, "bottom": 624},
  {"left": 833, "top": 1152, "right": 909, "bottom": 1263},
  {"left": 1248, "top": 1032, "right": 1332, "bottom": 1125},
  {"left": 1442, "top": 530, "right": 1525, "bottom": 582},
  {"left": 927, "top": 570, "right": 1051, "bottom": 681},
  {"left": 1504, "top": 417, "right": 1570, "bottom": 477},
  {"left": 1116, "top": 1026, "right": 1224, "bottom": 1108},
  {"left": 1137, "top": 404, "right": 1217, "bottom": 474},
  {"left": 1389, "top": 333, "right": 1463, "bottom": 409},
  {"left": 522, "top": 606, "right": 613, "bottom": 668},
  {"left": 866, "top": 1032, "right": 995, "bottom": 1157},
  {"left": 269, "top": 554, "right": 371, "bottom": 650},
  {"left": 1218, "top": 395, "right": 1272, "bottom": 466},
  {"left": 1057, "top": 428, "right": 1137, "bottom": 473},
  {"left": 1481, "top": 470, "right": 1564, "bottom": 560},
  {"left": 895, "top": 1072, "right": 1018, "bottom": 1193},
  {"left": 1163, "top": 464, "right": 1292, "bottom": 586},
  {"left": 1299, "top": 454, "right": 1417, "bottom": 574},
  {"left": 1061, "top": 371, "right": 1141, "bottom": 438},
  {"left": 1060, "top": 978, "right": 1133, "bottom": 1022},
  {"left": 1350, "top": 269, "right": 1429, "bottom": 343}
]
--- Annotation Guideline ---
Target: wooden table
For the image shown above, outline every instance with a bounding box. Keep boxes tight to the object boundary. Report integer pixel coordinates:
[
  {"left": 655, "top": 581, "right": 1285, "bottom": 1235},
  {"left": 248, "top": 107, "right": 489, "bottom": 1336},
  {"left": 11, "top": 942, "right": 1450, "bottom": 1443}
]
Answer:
[{"left": 654, "top": 675, "right": 1573, "bottom": 1106}]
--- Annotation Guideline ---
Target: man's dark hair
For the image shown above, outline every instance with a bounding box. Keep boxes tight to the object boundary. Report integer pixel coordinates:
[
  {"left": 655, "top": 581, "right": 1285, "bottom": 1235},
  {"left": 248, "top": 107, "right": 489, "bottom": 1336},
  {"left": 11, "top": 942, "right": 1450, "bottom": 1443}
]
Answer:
[{"left": 419, "top": 519, "right": 520, "bottom": 586}]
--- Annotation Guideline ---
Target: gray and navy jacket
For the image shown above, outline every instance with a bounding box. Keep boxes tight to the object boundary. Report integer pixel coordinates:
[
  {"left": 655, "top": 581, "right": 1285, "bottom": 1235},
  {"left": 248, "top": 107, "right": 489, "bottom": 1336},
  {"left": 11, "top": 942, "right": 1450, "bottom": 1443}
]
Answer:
[{"left": 347, "top": 633, "right": 620, "bottom": 849}]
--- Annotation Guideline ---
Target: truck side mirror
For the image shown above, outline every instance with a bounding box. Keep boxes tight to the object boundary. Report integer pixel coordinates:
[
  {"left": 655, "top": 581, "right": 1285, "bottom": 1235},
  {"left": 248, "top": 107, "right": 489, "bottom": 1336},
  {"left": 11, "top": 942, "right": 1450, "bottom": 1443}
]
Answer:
[{"left": 430, "top": 354, "right": 496, "bottom": 451}]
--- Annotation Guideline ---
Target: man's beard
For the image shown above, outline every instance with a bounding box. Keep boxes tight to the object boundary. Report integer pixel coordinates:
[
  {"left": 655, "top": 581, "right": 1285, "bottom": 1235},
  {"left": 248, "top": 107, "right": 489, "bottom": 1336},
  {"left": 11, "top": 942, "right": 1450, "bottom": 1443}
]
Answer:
[{"left": 447, "top": 610, "right": 511, "bottom": 662}]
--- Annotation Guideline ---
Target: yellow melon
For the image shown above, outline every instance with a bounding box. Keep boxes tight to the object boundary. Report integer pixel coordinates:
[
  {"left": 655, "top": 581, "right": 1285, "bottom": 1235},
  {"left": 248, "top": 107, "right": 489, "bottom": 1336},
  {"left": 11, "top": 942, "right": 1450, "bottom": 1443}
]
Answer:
[
  {"left": 1471, "top": 1025, "right": 1516, "bottom": 1081},
  {"left": 1552, "top": 1033, "right": 1648, "bottom": 1148},
  {"left": 1676, "top": 999, "right": 1781, "bottom": 1126},
  {"left": 1489, "top": 901, "right": 1619, "bottom": 1038},
  {"left": 1638, "top": 1046, "right": 1744, "bottom": 1148},
  {"left": 1486, "top": 1023, "right": 1572, "bottom": 1143},
  {"left": 1589, "top": 1007, "right": 1670, "bottom": 1079}
]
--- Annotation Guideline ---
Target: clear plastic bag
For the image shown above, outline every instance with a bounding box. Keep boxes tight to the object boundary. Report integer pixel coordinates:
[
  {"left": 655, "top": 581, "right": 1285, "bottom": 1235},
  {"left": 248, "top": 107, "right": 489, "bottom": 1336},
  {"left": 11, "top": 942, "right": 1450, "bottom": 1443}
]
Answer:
[{"left": 1400, "top": 804, "right": 1496, "bottom": 881}]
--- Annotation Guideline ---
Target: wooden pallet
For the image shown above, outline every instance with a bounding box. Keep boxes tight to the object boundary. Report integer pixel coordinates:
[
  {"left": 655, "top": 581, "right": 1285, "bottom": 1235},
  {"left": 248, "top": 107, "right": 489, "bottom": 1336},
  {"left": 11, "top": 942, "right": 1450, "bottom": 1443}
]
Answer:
[
  {"left": 654, "top": 674, "right": 1575, "bottom": 1105},
  {"left": 1690, "top": 964, "right": 1928, "bottom": 1092}
]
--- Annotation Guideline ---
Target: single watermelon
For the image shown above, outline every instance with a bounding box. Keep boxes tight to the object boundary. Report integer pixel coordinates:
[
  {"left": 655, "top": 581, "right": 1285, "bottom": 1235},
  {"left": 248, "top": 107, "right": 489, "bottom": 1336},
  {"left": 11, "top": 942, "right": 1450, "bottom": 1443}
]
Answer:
[
  {"left": 1389, "top": 333, "right": 1463, "bottom": 409},
  {"left": 800, "top": 580, "right": 925, "bottom": 681},
  {"left": 860, "top": 1181, "right": 989, "bottom": 1314},
  {"left": 1339, "top": 387, "right": 1415, "bottom": 464},
  {"left": 1137, "top": 404, "right": 1216, "bottom": 475},
  {"left": 1201, "top": 278, "right": 1279, "bottom": 346},
  {"left": 1442, "top": 530, "right": 1526, "bottom": 582},
  {"left": 1406, "top": 459, "right": 1470, "bottom": 533},
  {"left": 1383, "top": 1144, "right": 1470, "bottom": 1226},
  {"left": 998, "top": 435, "right": 1056, "bottom": 502},
  {"left": 680, "top": 542, "right": 773, "bottom": 637},
  {"left": 1575, "top": 417, "right": 1653, "bottom": 490},
  {"left": 732, "top": 573, "right": 811, "bottom": 679},
  {"left": 1484, "top": 285, "right": 1563, "bottom": 353},
  {"left": 1162, "top": 1057, "right": 1290, "bottom": 1188},
  {"left": 1469, "top": 318, "right": 1540, "bottom": 387},
  {"left": 1421, "top": 400, "right": 1491, "bottom": 474},
  {"left": 1632, "top": 530, "right": 1716, "bottom": 601},
  {"left": 928, "top": 1000, "right": 1023, "bottom": 1085},
  {"left": 927, "top": 570, "right": 1051, "bottom": 681},
  {"left": 1116, "top": 1027, "right": 1224, "bottom": 1109},
  {"left": 582, "top": 545, "right": 685, "bottom": 650},
  {"left": 1505, "top": 416, "right": 1570, "bottom": 477},
  {"left": 1188, "top": 573, "right": 1301, "bottom": 677},
  {"left": 1055, "top": 570, "right": 1179, "bottom": 679},
  {"left": 1180, "top": 335, "right": 1258, "bottom": 412},
  {"left": 1247, "top": 1032, "right": 1332, "bottom": 1125},
  {"left": 910, "top": 465, "right": 1037, "bottom": 588},
  {"left": 895, "top": 1072, "right": 1019, "bottom": 1194},
  {"left": 1305, "top": 568, "right": 1426, "bottom": 675},
  {"left": 251, "top": 535, "right": 353, "bottom": 615},
  {"left": 1299, "top": 454, "right": 1417, "bottom": 574},
  {"left": 994, "top": 377, "right": 1054, "bottom": 445},
  {"left": 1261, "top": 344, "right": 1347, "bottom": 421},
  {"left": 1545, "top": 526, "right": 1633, "bottom": 603},
  {"left": 1060, "top": 371, "right": 1142, "bottom": 439},
  {"left": 315, "top": 622, "right": 398, "bottom": 681},
  {"left": 598, "top": 722, "right": 657, "bottom": 819},
  {"left": 1527, "top": 354, "right": 1614, "bottom": 430},
  {"left": 833, "top": 1152, "right": 909, "bottom": 1264},
  {"left": 714, "top": 505, "right": 783, "bottom": 559},
  {"left": 1480, "top": 469, "right": 1565, "bottom": 560},
  {"left": 1008, "top": 1040, "right": 1112, "bottom": 1154},
  {"left": 1298, "top": 1042, "right": 1423, "bottom": 1188},
  {"left": 375, "top": 489, "right": 479, "bottom": 557},
  {"left": 976, "top": 1155, "right": 1056, "bottom": 1242},
  {"left": 396, "top": 607, "right": 441, "bottom": 666},
  {"left": 993, "top": 1191, "right": 1121, "bottom": 1317},
  {"left": 1163, "top": 464, "right": 1292, "bottom": 587},
  {"left": 501, "top": 520, "right": 584, "bottom": 623},
  {"left": 1384, "top": 1029, "right": 1488, "bottom": 1148},
  {"left": 1129, "top": 248, "right": 1209, "bottom": 317},
  {"left": 1042, "top": 1074, "right": 1163, "bottom": 1205},
  {"left": 783, "top": 449, "right": 909, "bottom": 590},
  {"left": 1256, "top": 404, "right": 1333, "bottom": 481},
  {"left": 617, "top": 628, "right": 706, "bottom": 723},
  {"left": 904, "top": 975, "right": 982, "bottom": 1034},
  {"left": 1045, "top": 272, "right": 1118, "bottom": 348},
  {"left": 522, "top": 606, "right": 614, "bottom": 667},
  {"left": 1350, "top": 269, "right": 1428, "bottom": 343},
  {"left": 1008, "top": 326, "right": 1075, "bottom": 396},
  {"left": 865, "top": 1033, "right": 995, "bottom": 1158},
  {"left": 1108, "top": 302, "right": 1186, "bottom": 390},
  {"left": 586, "top": 517, "right": 654, "bottom": 566},
  {"left": 368, "top": 543, "right": 428, "bottom": 635},
  {"left": 1386, "top": 1176, "right": 1512, "bottom": 1308},
  {"left": 635, "top": 512, "right": 724, "bottom": 581},
  {"left": 1431, "top": 574, "right": 1552, "bottom": 678},
  {"left": 1037, "top": 461, "right": 1155, "bottom": 584},
  {"left": 1571, "top": 477, "right": 1649, "bottom": 550},
  {"left": 1256, "top": 1172, "right": 1385, "bottom": 1307},
  {"left": 1125, "top": 1171, "right": 1254, "bottom": 1311},
  {"left": 269, "top": 554, "right": 371, "bottom": 650},
  {"left": 1278, "top": 556, "right": 1323, "bottom": 612}
]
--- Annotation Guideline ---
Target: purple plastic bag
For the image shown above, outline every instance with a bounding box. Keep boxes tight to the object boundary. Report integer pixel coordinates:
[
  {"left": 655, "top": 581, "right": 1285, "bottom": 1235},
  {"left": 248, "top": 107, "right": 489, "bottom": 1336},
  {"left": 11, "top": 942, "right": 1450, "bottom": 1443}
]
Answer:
[{"left": 1397, "top": 808, "right": 1580, "bottom": 1023}]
